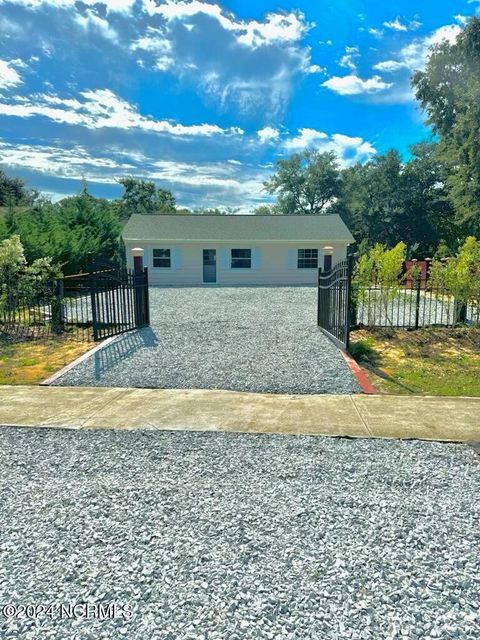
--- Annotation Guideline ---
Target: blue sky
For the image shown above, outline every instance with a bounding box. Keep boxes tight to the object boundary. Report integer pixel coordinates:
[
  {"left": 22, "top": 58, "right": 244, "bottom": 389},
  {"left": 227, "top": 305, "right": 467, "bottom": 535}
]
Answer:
[{"left": 0, "top": 0, "right": 478, "bottom": 212}]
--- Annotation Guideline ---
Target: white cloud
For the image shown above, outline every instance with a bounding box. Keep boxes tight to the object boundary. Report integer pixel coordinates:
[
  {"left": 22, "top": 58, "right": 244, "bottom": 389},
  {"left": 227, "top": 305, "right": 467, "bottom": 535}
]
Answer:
[
  {"left": 132, "top": 28, "right": 171, "bottom": 51},
  {"left": 322, "top": 74, "right": 392, "bottom": 96},
  {"left": 283, "top": 128, "right": 328, "bottom": 150},
  {"left": 146, "top": 1, "right": 310, "bottom": 48},
  {"left": 0, "top": 0, "right": 136, "bottom": 13},
  {"left": 0, "top": 140, "right": 134, "bottom": 181},
  {"left": 368, "top": 27, "right": 383, "bottom": 39},
  {"left": 134, "top": 3, "right": 314, "bottom": 115},
  {"left": 282, "top": 129, "right": 376, "bottom": 166},
  {"left": 389, "top": 23, "right": 462, "bottom": 73},
  {"left": 308, "top": 64, "right": 325, "bottom": 74},
  {"left": 383, "top": 17, "right": 421, "bottom": 32},
  {"left": 454, "top": 15, "right": 468, "bottom": 26},
  {"left": 257, "top": 126, "right": 280, "bottom": 144},
  {"left": 373, "top": 60, "right": 408, "bottom": 72},
  {"left": 0, "top": 137, "right": 269, "bottom": 210},
  {"left": 74, "top": 9, "right": 118, "bottom": 42},
  {"left": 0, "top": 89, "right": 244, "bottom": 137},
  {"left": 0, "top": 59, "right": 24, "bottom": 90},
  {"left": 338, "top": 46, "right": 360, "bottom": 72}
]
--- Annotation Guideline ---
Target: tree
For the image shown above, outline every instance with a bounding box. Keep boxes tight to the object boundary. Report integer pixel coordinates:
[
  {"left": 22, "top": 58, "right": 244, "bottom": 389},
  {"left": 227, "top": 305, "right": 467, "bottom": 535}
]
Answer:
[
  {"left": 0, "top": 170, "right": 28, "bottom": 207},
  {"left": 118, "top": 177, "right": 176, "bottom": 218},
  {"left": 193, "top": 207, "right": 240, "bottom": 215},
  {"left": 0, "top": 235, "right": 61, "bottom": 312},
  {"left": 428, "top": 236, "right": 480, "bottom": 324},
  {"left": 253, "top": 204, "right": 279, "bottom": 215},
  {"left": 263, "top": 150, "right": 341, "bottom": 215},
  {"left": 332, "top": 145, "right": 457, "bottom": 256},
  {"left": 353, "top": 241, "right": 407, "bottom": 326},
  {"left": 10, "top": 189, "right": 121, "bottom": 274},
  {"left": 412, "top": 16, "right": 480, "bottom": 237}
]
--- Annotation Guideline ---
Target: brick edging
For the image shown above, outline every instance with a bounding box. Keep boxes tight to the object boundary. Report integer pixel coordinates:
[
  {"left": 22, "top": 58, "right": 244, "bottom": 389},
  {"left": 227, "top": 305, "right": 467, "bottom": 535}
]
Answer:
[{"left": 341, "top": 351, "right": 377, "bottom": 394}]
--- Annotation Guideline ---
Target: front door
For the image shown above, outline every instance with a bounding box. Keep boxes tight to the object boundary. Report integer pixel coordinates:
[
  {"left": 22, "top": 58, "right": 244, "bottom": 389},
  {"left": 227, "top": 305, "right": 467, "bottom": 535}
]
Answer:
[{"left": 203, "top": 249, "right": 217, "bottom": 283}]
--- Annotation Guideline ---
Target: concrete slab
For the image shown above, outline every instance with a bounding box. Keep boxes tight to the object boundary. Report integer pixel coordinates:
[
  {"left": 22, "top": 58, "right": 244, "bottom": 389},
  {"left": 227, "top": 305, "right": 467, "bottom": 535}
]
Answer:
[
  {"left": 0, "top": 386, "right": 124, "bottom": 428},
  {"left": 82, "top": 388, "right": 368, "bottom": 437},
  {"left": 352, "top": 395, "right": 480, "bottom": 442},
  {"left": 0, "top": 386, "right": 479, "bottom": 443}
]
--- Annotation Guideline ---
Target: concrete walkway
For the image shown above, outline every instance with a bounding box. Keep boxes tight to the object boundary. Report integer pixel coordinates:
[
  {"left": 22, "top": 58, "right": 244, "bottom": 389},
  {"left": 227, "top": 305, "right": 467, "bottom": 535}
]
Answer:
[{"left": 0, "top": 386, "right": 479, "bottom": 442}]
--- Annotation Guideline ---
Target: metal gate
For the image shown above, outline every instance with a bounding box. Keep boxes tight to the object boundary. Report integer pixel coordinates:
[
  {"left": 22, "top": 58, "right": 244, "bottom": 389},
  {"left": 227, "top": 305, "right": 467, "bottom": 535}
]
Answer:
[
  {"left": 317, "top": 256, "right": 353, "bottom": 350},
  {"left": 89, "top": 263, "right": 150, "bottom": 341}
]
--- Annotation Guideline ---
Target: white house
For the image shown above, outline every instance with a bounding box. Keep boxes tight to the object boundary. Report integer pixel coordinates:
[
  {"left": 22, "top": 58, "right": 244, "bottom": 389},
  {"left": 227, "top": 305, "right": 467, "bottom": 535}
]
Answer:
[{"left": 122, "top": 214, "right": 354, "bottom": 286}]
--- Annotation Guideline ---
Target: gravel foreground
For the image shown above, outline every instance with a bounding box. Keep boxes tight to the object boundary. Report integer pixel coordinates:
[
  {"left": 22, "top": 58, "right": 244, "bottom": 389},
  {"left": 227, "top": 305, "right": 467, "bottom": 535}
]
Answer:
[
  {"left": 53, "top": 287, "right": 360, "bottom": 394},
  {"left": 1, "top": 428, "right": 479, "bottom": 640}
]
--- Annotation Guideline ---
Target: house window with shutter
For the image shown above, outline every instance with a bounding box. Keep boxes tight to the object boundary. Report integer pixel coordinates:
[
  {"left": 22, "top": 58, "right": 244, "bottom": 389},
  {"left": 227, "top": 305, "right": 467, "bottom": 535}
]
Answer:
[
  {"left": 231, "top": 249, "right": 251, "bottom": 268},
  {"left": 297, "top": 249, "right": 318, "bottom": 269},
  {"left": 153, "top": 248, "right": 171, "bottom": 268}
]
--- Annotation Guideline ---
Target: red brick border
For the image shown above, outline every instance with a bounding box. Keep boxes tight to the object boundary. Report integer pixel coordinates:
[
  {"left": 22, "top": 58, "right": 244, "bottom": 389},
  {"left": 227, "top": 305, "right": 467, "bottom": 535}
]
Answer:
[{"left": 341, "top": 351, "right": 377, "bottom": 394}]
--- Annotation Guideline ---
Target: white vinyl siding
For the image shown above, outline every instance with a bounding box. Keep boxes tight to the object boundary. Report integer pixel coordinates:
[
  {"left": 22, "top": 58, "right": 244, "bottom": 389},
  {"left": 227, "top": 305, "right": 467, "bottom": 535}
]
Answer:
[{"left": 125, "top": 242, "right": 348, "bottom": 286}]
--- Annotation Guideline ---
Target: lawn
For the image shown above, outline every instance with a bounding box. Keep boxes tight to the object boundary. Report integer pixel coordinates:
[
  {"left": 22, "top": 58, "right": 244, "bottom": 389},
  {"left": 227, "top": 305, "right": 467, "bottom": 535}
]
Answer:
[
  {"left": 0, "top": 335, "right": 93, "bottom": 384},
  {"left": 349, "top": 327, "right": 480, "bottom": 397}
]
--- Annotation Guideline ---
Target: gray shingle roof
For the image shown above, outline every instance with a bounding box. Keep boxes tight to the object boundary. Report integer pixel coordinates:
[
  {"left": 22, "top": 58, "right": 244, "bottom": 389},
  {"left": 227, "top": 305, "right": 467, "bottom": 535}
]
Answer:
[{"left": 122, "top": 214, "right": 354, "bottom": 243}]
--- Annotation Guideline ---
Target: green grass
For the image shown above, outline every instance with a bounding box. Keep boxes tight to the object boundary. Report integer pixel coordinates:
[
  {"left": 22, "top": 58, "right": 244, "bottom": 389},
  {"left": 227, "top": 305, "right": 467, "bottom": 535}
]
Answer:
[{"left": 349, "top": 328, "right": 480, "bottom": 397}]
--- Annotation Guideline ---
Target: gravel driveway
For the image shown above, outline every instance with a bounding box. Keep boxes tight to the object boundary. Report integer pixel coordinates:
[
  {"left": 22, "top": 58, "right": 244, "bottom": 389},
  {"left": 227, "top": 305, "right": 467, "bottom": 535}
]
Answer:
[
  {"left": 1, "top": 428, "right": 479, "bottom": 639},
  {"left": 54, "top": 287, "right": 360, "bottom": 394}
]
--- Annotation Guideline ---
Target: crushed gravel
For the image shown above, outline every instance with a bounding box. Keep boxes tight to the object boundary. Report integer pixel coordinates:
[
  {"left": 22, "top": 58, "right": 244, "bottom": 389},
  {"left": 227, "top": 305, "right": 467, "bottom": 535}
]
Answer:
[
  {"left": 1, "top": 428, "right": 479, "bottom": 640},
  {"left": 53, "top": 287, "right": 360, "bottom": 394}
]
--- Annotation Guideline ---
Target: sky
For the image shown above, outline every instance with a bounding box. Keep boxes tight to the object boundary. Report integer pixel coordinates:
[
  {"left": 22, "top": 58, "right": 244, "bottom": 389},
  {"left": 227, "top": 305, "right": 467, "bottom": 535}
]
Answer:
[{"left": 0, "top": 1, "right": 478, "bottom": 212}]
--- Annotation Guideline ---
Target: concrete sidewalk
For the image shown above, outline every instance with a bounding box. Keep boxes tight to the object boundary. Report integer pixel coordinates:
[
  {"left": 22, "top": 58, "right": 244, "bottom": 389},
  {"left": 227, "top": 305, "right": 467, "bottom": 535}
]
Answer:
[{"left": 0, "top": 386, "right": 479, "bottom": 442}]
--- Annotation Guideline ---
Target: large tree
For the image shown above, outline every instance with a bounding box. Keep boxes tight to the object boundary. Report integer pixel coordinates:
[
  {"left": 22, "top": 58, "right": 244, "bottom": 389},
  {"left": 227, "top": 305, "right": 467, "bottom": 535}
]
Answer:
[
  {"left": 332, "top": 145, "right": 457, "bottom": 256},
  {"left": 412, "top": 16, "right": 480, "bottom": 237},
  {"left": 118, "top": 177, "right": 176, "bottom": 218},
  {"left": 7, "top": 189, "right": 121, "bottom": 274},
  {"left": 263, "top": 150, "right": 341, "bottom": 215}
]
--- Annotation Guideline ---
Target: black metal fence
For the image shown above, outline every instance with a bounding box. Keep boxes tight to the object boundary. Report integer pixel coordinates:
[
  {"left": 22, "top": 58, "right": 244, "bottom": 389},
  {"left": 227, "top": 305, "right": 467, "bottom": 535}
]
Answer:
[
  {"left": 0, "top": 263, "right": 150, "bottom": 342},
  {"left": 317, "top": 257, "right": 353, "bottom": 349},
  {"left": 352, "top": 278, "right": 478, "bottom": 330},
  {"left": 89, "top": 264, "right": 149, "bottom": 341},
  {"left": 317, "top": 258, "right": 479, "bottom": 349}
]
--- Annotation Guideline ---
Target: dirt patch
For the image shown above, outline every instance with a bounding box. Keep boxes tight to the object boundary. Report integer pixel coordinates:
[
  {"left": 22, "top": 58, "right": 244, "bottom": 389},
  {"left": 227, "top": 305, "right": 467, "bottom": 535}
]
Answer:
[{"left": 0, "top": 336, "right": 94, "bottom": 385}]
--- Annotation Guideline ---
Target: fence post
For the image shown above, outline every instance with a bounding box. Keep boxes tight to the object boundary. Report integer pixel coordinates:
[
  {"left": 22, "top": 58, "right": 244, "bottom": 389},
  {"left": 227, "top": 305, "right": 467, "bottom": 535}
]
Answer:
[
  {"left": 317, "top": 267, "right": 322, "bottom": 326},
  {"left": 131, "top": 247, "right": 144, "bottom": 328},
  {"left": 51, "top": 279, "right": 65, "bottom": 335},
  {"left": 454, "top": 299, "right": 467, "bottom": 325},
  {"left": 414, "top": 276, "right": 422, "bottom": 330},
  {"left": 89, "top": 268, "right": 99, "bottom": 341},
  {"left": 345, "top": 255, "right": 354, "bottom": 348},
  {"left": 143, "top": 267, "right": 150, "bottom": 326}
]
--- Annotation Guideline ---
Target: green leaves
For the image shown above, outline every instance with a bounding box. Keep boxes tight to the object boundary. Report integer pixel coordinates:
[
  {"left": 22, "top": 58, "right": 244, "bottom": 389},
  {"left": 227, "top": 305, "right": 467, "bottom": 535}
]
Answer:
[
  {"left": 118, "top": 177, "right": 176, "bottom": 218},
  {"left": 412, "top": 16, "right": 480, "bottom": 238},
  {"left": 263, "top": 150, "right": 341, "bottom": 215}
]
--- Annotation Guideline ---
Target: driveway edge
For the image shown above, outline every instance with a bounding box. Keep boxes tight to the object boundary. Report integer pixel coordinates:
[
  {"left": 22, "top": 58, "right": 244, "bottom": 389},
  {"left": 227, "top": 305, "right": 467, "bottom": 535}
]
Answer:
[{"left": 39, "top": 335, "right": 118, "bottom": 386}]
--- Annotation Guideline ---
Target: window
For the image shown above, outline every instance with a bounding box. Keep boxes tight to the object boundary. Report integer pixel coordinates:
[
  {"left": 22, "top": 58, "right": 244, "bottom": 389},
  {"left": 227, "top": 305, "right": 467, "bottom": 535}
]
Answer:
[
  {"left": 153, "top": 248, "right": 171, "bottom": 268},
  {"left": 297, "top": 249, "right": 318, "bottom": 269},
  {"left": 231, "top": 248, "right": 251, "bottom": 269}
]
